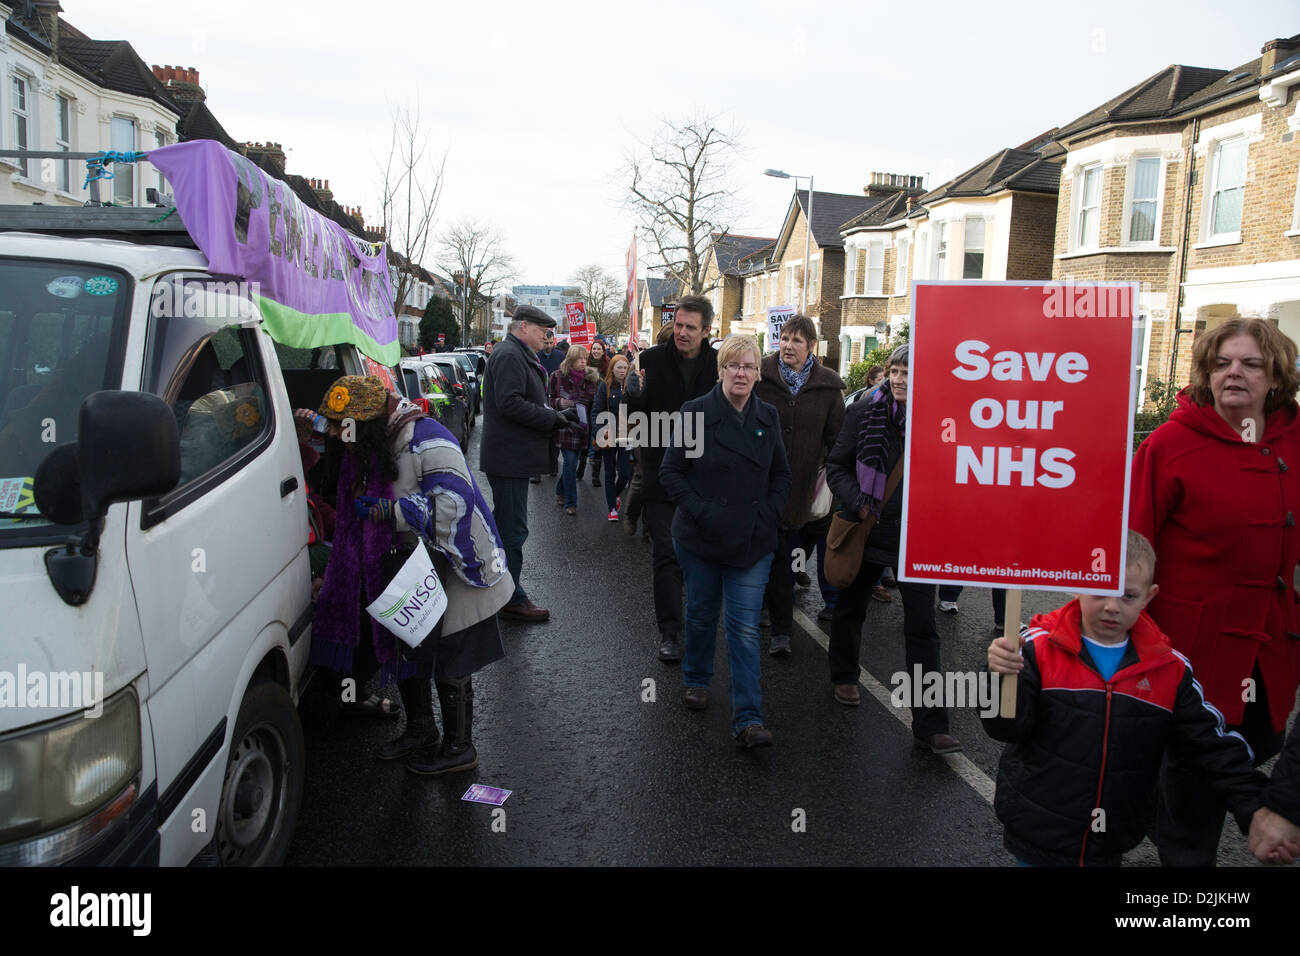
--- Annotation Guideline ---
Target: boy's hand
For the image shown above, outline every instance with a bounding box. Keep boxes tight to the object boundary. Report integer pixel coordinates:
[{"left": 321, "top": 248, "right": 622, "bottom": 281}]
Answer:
[
  {"left": 1249, "top": 807, "right": 1300, "bottom": 864},
  {"left": 988, "top": 634, "right": 1024, "bottom": 675}
]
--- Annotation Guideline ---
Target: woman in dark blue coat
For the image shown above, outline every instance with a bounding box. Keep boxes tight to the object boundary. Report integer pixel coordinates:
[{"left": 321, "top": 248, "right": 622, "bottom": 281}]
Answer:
[{"left": 660, "top": 334, "right": 790, "bottom": 748}]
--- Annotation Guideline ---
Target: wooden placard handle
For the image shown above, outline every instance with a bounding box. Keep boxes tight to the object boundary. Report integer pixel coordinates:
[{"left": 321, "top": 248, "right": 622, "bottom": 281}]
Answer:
[{"left": 999, "top": 589, "right": 1023, "bottom": 719}]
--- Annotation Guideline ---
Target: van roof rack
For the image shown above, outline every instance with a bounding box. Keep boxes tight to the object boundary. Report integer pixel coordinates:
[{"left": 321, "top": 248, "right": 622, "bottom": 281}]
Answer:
[{"left": 0, "top": 204, "right": 197, "bottom": 247}]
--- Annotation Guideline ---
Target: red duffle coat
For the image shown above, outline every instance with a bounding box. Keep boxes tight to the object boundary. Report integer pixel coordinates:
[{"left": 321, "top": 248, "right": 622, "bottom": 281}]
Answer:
[{"left": 1130, "top": 390, "right": 1300, "bottom": 730}]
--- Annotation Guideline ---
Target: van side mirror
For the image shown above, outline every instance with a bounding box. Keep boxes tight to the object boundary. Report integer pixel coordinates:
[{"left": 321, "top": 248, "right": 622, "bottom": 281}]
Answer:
[
  {"left": 78, "top": 390, "right": 181, "bottom": 523},
  {"left": 33, "top": 391, "right": 180, "bottom": 606},
  {"left": 33, "top": 443, "right": 84, "bottom": 525}
]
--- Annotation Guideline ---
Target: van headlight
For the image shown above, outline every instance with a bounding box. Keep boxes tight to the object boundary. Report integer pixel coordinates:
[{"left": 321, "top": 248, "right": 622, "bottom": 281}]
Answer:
[{"left": 0, "top": 688, "right": 141, "bottom": 865}]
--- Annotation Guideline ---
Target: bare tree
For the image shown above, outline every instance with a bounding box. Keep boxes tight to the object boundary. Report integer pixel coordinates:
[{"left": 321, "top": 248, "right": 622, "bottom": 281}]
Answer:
[
  {"left": 625, "top": 114, "right": 739, "bottom": 296},
  {"left": 438, "top": 218, "right": 517, "bottom": 346},
  {"left": 569, "top": 264, "right": 627, "bottom": 337},
  {"left": 377, "top": 105, "right": 447, "bottom": 317}
]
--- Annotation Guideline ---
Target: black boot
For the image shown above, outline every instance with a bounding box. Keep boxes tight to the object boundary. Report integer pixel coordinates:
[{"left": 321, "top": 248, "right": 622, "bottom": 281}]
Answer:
[
  {"left": 379, "top": 678, "right": 439, "bottom": 760},
  {"left": 377, "top": 716, "right": 440, "bottom": 760},
  {"left": 407, "top": 676, "right": 478, "bottom": 775}
]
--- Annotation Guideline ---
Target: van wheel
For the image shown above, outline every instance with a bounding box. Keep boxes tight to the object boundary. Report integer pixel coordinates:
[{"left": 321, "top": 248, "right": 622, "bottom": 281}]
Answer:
[{"left": 214, "top": 680, "right": 304, "bottom": 866}]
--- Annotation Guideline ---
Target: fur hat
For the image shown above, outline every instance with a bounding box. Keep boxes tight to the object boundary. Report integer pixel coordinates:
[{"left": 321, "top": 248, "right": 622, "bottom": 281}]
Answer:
[{"left": 319, "top": 375, "right": 389, "bottom": 422}]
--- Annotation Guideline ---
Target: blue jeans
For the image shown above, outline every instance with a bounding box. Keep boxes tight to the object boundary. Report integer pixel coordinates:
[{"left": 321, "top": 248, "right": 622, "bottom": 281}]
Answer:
[
  {"left": 486, "top": 474, "right": 529, "bottom": 604},
  {"left": 555, "top": 449, "right": 580, "bottom": 508},
  {"left": 675, "top": 541, "right": 774, "bottom": 735}
]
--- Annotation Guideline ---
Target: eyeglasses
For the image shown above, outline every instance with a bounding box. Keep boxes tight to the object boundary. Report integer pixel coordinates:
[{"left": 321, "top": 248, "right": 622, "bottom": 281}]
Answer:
[{"left": 722, "top": 363, "right": 759, "bottom": 375}]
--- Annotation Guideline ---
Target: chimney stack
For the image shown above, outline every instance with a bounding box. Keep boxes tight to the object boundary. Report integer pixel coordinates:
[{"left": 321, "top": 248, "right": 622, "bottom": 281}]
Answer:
[
  {"left": 865, "top": 171, "right": 926, "bottom": 198},
  {"left": 152, "top": 63, "right": 206, "bottom": 105},
  {"left": 1261, "top": 34, "right": 1300, "bottom": 75},
  {"left": 242, "top": 140, "right": 287, "bottom": 172},
  {"left": 31, "top": 1, "right": 61, "bottom": 60},
  {"left": 308, "top": 177, "right": 334, "bottom": 204}
]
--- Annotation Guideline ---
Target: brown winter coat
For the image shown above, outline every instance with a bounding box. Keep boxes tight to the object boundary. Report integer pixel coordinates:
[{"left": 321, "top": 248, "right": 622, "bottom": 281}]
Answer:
[{"left": 754, "top": 353, "right": 845, "bottom": 529}]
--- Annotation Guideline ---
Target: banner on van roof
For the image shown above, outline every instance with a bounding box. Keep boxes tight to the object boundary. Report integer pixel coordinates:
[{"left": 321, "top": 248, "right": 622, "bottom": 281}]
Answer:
[{"left": 150, "top": 140, "right": 400, "bottom": 365}]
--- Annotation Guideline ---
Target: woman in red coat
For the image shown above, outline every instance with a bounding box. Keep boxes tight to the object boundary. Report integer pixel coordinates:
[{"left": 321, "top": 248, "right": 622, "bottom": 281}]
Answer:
[{"left": 1130, "top": 318, "right": 1300, "bottom": 866}]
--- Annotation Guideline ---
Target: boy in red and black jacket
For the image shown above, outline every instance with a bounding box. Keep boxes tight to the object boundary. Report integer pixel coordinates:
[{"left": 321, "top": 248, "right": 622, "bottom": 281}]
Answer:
[{"left": 982, "top": 530, "right": 1269, "bottom": 866}]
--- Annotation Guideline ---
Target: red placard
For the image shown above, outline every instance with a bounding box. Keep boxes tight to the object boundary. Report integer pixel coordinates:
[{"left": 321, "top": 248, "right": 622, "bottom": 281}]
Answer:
[
  {"left": 566, "top": 302, "right": 593, "bottom": 346},
  {"left": 362, "top": 355, "right": 395, "bottom": 392},
  {"left": 898, "top": 281, "right": 1139, "bottom": 594}
]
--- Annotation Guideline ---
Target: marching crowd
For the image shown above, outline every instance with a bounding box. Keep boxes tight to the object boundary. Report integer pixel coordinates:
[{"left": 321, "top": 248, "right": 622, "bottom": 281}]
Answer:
[{"left": 300, "top": 292, "right": 1300, "bottom": 866}]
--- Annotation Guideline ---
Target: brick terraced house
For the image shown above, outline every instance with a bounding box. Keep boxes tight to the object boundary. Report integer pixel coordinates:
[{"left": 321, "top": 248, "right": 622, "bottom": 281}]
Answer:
[{"left": 1051, "top": 33, "right": 1300, "bottom": 403}]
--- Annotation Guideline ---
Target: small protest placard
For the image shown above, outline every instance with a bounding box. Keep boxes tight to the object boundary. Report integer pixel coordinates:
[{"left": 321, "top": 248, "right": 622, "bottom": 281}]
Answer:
[{"left": 766, "top": 305, "right": 796, "bottom": 351}]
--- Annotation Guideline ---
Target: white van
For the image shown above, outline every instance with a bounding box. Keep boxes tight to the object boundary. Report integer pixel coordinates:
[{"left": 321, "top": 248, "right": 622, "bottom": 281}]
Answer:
[{"left": 0, "top": 216, "right": 390, "bottom": 865}]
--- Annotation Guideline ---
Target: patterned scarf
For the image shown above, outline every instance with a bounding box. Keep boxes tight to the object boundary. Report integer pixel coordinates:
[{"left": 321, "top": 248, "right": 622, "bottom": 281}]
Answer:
[
  {"left": 778, "top": 354, "right": 815, "bottom": 397},
  {"left": 854, "top": 385, "right": 905, "bottom": 514}
]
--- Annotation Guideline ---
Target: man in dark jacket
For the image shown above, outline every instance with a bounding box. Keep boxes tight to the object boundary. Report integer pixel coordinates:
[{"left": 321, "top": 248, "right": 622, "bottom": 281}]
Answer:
[
  {"left": 481, "top": 306, "right": 579, "bottom": 621},
  {"left": 625, "top": 295, "right": 719, "bottom": 662},
  {"left": 538, "top": 329, "right": 564, "bottom": 376}
]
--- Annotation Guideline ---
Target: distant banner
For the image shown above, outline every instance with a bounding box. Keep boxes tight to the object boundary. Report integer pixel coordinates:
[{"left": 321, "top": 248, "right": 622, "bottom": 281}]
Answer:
[
  {"left": 150, "top": 140, "right": 400, "bottom": 365},
  {"left": 626, "top": 236, "right": 638, "bottom": 344},
  {"left": 566, "top": 302, "right": 593, "bottom": 346},
  {"left": 767, "top": 305, "right": 796, "bottom": 351},
  {"left": 661, "top": 304, "right": 676, "bottom": 326}
]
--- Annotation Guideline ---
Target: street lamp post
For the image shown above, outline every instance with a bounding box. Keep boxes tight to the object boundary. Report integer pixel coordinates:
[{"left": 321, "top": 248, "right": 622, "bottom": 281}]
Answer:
[{"left": 764, "top": 168, "right": 814, "bottom": 315}]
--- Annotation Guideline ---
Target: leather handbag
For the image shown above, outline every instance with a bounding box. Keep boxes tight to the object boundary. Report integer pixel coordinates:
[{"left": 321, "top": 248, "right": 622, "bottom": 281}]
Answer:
[{"left": 824, "top": 459, "right": 905, "bottom": 590}]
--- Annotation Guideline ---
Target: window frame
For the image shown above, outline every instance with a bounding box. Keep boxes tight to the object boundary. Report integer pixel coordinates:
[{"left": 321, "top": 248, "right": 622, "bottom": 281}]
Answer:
[
  {"left": 844, "top": 242, "right": 858, "bottom": 295},
  {"left": 1074, "top": 163, "right": 1103, "bottom": 251},
  {"left": 894, "top": 236, "right": 909, "bottom": 296},
  {"left": 110, "top": 116, "right": 137, "bottom": 206},
  {"left": 55, "top": 94, "right": 73, "bottom": 194},
  {"left": 932, "top": 222, "right": 949, "bottom": 279},
  {"left": 139, "top": 272, "right": 275, "bottom": 529},
  {"left": 962, "top": 217, "right": 986, "bottom": 279},
  {"left": 11, "top": 73, "right": 34, "bottom": 180},
  {"left": 865, "top": 241, "right": 885, "bottom": 295},
  {"left": 1205, "top": 136, "right": 1248, "bottom": 242},
  {"left": 1122, "top": 153, "right": 1163, "bottom": 246}
]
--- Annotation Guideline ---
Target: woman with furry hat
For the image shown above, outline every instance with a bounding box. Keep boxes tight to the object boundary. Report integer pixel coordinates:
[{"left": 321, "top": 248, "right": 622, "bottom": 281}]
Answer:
[{"left": 311, "top": 375, "right": 513, "bottom": 775}]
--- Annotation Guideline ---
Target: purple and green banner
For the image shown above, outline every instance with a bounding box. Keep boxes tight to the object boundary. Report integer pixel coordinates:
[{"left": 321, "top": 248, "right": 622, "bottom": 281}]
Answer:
[{"left": 150, "top": 140, "right": 399, "bottom": 364}]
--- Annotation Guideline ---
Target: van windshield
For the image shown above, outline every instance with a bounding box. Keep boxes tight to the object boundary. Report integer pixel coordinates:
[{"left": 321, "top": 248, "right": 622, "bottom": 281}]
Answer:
[{"left": 0, "top": 258, "right": 129, "bottom": 534}]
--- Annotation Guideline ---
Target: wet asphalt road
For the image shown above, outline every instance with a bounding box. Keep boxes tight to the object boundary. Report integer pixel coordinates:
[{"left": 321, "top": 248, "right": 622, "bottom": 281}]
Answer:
[{"left": 285, "top": 423, "right": 1281, "bottom": 867}]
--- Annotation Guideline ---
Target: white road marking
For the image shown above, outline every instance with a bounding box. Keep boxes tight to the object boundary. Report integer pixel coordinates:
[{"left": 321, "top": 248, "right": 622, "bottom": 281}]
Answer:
[{"left": 792, "top": 606, "right": 996, "bottom": 806}]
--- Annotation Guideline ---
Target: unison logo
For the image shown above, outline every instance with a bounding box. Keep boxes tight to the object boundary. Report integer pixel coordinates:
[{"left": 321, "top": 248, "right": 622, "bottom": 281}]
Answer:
[
  {"left": 0, "top": 666, "right": 104, "bottom": 718},
  {"left": 379, "top": 571, "right": 442, "bottom": 628}
]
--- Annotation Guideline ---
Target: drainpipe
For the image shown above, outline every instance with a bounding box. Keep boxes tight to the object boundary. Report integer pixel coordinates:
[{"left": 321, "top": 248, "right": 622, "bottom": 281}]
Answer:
[{"left": 1167, "top": 115, "right": 1200, "bottom": 392}]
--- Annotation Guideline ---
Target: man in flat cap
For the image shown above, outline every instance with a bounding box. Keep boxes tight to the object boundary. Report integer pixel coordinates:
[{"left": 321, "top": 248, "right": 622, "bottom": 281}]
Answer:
[{"left": 481, "top": 305, "right": 579, "bottom": 621}]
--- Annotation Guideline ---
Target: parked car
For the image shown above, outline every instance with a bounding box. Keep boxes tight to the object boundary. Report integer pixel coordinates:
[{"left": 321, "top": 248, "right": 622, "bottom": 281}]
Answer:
[
  {"left": 400, "top": 359, "right": 470, "bottom": 450},
  {"left": 426, "top": 353, "right": 478, "bottom": 423}
]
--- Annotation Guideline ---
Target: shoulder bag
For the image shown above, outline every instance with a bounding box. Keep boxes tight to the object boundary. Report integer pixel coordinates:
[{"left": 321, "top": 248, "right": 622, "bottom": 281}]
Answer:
[{"left": 823, "top": 458, "right": 905, "bottom": 590}]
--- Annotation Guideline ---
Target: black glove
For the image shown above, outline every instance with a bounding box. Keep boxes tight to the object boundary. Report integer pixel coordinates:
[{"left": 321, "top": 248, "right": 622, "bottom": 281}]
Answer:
[{"left": 554, "top": 407, "right": 581, "bottom": 430}]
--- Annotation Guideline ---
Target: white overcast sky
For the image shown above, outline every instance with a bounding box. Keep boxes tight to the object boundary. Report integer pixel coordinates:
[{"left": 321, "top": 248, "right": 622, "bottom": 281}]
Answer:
[{"left": 70, "top": 0, "right": 1299, "bottom": 286}]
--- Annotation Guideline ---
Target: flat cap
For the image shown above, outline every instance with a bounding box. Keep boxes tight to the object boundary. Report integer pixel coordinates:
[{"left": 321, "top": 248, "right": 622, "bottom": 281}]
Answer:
[{"left": 513, "top": 305, "right": 557, "bottom": 328}]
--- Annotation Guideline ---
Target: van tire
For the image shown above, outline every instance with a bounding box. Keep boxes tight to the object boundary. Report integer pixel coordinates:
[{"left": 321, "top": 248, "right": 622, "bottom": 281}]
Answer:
[{"left": 214, "top": 679, "right": 304, "bottom": 866}]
